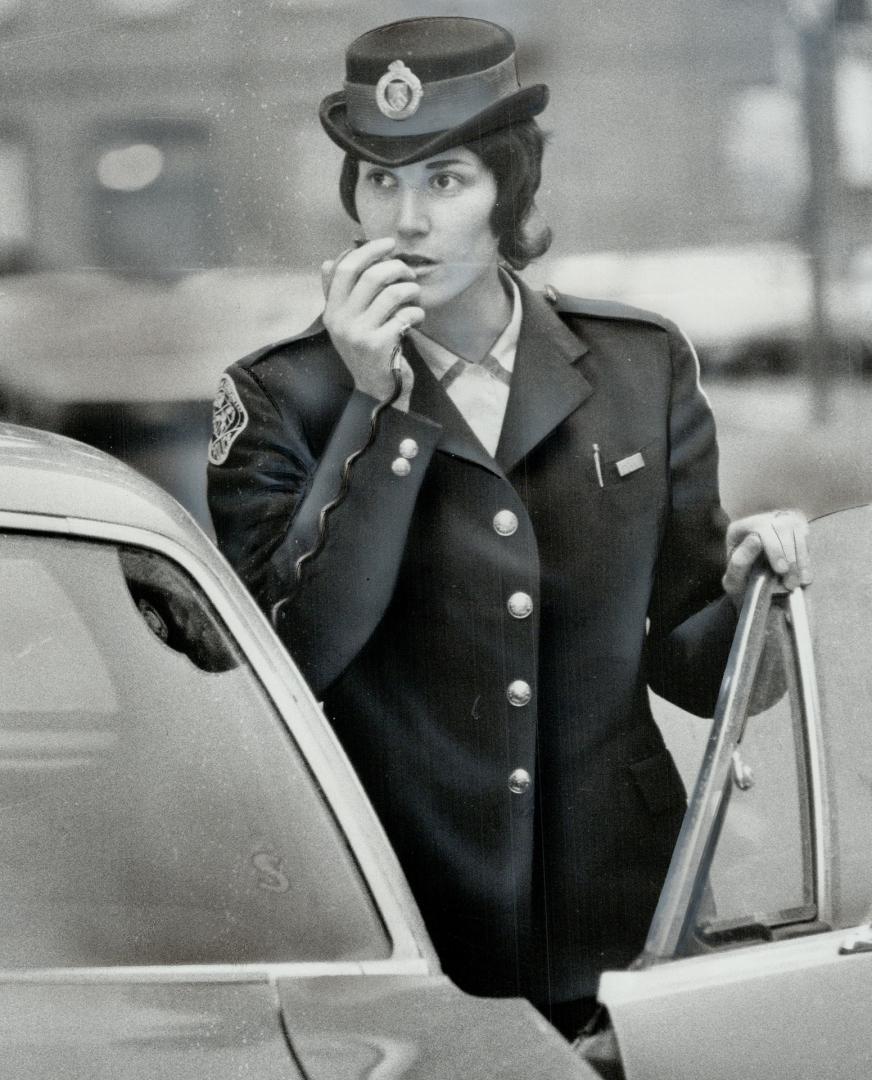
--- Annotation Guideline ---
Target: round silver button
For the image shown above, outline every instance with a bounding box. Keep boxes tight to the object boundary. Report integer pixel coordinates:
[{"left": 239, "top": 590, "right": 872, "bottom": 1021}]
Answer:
[
  {"left": 493, "top": 510, "right": 519, "bottom": 537},
  {"left": 508, "top": 768, "right": 532, "bottom": 795},
  {"left": 507, "top": 679, "right": 532, "bottom": 707},
  {"left": 399, "top": 438, "right": 419, "bottom": 459},
  {"left": 391, "top": 457, "right": 412, "bottom": 477},
  {"left": 507, "top": 591, "right": 533, "bottom": 619}
]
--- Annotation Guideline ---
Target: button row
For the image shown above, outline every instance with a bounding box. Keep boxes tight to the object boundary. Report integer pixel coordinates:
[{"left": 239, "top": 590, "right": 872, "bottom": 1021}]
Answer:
[
  {"left": 391, "top": 437, "right": 419, "bottom": 478},
  {"left": 490, "top": 510, "right": 534, "bottom": 796}
]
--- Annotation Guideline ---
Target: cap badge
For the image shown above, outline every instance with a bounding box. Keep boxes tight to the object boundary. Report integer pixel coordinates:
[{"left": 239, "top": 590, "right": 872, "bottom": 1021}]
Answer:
[{"left": 375, "top": 60, "right": 423, "bottom": 121}]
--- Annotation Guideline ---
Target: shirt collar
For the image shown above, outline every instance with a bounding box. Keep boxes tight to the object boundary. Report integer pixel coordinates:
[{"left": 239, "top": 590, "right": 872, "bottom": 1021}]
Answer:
[{"left": 409, "top": 269, "right": 522, "bottom": 379}]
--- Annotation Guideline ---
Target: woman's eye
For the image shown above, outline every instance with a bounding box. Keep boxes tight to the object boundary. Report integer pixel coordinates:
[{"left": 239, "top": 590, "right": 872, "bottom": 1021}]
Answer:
[
  {"left": 366, "top": 171, "right": 397, "bottom": 190},
  {"left": 429, "top": 173, "right": 461, "bottom": 193}
]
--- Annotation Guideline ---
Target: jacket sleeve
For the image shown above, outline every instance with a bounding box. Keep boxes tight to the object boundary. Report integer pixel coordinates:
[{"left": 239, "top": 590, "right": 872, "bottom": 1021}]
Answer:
[
  {"left": 646, "top": 320, "right": 738, "bottom": 717},
  {"left": 207, "top": 360, "right": 442, "bottom": 696}
]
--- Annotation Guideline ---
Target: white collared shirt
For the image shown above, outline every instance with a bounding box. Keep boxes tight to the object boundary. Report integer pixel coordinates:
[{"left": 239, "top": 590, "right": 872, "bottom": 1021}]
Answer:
[{"left": 408, "top": 273, "right": 522, "bottom": 457}]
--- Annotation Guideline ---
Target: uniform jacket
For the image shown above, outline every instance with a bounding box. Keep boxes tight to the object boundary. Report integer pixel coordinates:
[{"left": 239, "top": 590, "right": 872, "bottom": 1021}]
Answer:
[{"left": 207, "top": 277, "right": 738, "bottom": 1005}]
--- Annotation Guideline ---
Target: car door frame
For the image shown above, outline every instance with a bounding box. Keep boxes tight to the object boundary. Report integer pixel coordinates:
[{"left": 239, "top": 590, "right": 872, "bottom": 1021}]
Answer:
[
  {"left": 595, "top": 560, "right": 872, "bottom": 1080},
  {"left": 0, "top": 507, "right": 438, "bottom": 983},
  {"left": 643, "top": 568, "right": 832, "bottom": 961}
]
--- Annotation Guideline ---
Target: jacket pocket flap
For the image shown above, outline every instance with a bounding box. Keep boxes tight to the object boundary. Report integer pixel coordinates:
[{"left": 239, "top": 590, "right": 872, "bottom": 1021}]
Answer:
[{"left": 628, "top": 749, "right": 687, "bottom": 818}]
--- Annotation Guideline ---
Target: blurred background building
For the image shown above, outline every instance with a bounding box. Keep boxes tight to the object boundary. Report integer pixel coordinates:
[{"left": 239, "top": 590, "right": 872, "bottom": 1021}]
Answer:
[{"left": 1, "top": 0, "right": 871, "bottom": 526}]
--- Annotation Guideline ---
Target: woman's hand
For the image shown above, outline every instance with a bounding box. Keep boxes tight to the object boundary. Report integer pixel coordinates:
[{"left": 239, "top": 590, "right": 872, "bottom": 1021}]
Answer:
[
  {"left": 321, "top": 237, "right": 425, "bottom": 403},
  {"left": 722, "top": 509, "right": 812, "bottom": 606}
]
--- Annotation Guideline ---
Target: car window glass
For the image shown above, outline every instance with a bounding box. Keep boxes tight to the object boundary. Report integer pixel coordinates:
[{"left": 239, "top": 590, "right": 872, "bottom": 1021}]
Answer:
[
  {"left": 0, "top": 532, "right": 389, "bottom": 968},
  {"left": 0, "top": 558, "right": 117, "bottom": 712},
  {"left": 806, "top": 504, "right": 872, "bottom": 929},
  {"left": 692, "top": 599, "right": 815, "bottom": 947}
]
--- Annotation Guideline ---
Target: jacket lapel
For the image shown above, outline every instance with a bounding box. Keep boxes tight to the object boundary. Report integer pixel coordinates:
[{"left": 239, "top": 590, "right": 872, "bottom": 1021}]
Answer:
[
  {"left": 406, "top": 336, "right": 504, "bottom": 477},
  {"left": 495, "top": 279, "right": 592, "bottom": 473},
  {"left": 406, "top": 277, "right": 593, "bottom": 477}
]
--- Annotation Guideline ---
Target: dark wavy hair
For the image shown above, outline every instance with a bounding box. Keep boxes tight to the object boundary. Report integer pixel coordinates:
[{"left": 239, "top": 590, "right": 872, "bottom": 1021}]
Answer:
[{"left": 338, "top": 119, "right": 551, "bottom": 270}]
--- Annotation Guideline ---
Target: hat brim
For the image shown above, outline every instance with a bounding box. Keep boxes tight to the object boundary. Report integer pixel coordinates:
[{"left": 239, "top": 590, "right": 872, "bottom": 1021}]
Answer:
[{"left": 319, "top": 84, "right": 548, "bottom": 167}]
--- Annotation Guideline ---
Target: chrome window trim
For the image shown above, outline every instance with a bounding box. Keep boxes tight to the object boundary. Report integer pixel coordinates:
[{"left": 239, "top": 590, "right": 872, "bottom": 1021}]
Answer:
[
  {"left": 0, "top": 508, "right": 438, "bottom": 971},
  {"left": 642, "top": 571, "right": 772, "bottom": 962},
  {"left": 788, "top": 586, "right": 832, "bottom": 926},
  {"left": 642, "top": 569, "right": 832, "bottom": 962},
  {"left": 0, "top": 958, "right": 434, "bottom": 985}
]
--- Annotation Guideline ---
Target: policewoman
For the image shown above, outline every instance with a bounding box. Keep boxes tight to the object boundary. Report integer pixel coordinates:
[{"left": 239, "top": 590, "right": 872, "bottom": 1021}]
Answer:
[{"left": 208, "top": 17, "right": 810, "bottom": 1037}]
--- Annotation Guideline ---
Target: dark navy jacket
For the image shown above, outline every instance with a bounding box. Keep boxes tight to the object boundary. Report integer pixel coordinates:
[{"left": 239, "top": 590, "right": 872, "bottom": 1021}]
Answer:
[{"left": 207, "top": 278, "right": 737, "bottom": 1005}]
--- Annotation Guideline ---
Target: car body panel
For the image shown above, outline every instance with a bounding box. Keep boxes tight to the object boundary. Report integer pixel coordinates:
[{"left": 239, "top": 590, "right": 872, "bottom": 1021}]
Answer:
[
  {"left": 277, "top": 975, "right": 596, "bottom": 1080},
  {"left": 0, "top": 978, "right": 303, "bottom": 1080},
  {"left": 600, "top": 927, "right": 872, "bottom": 1080}
]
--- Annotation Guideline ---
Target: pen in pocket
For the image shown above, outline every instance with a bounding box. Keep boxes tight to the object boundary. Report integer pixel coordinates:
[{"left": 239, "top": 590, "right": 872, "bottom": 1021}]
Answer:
[{"left": 592, "top": 443, "right": 604, "bottom": 488}]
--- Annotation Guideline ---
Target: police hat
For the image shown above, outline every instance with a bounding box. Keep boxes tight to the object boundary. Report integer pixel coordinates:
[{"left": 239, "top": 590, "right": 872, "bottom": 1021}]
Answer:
[{"left": 319, "top": 17, "right": 548, "bottom": 167}]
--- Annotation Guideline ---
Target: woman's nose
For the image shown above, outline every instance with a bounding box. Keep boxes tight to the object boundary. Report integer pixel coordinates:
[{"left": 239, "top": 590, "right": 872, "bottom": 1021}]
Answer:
[{"left": 395, "top": 188, "right": 429, "bottom": 237}]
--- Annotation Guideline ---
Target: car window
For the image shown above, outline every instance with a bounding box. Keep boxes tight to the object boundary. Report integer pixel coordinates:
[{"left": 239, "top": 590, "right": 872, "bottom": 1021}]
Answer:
[
  {"left": 0, "top": 531, "right": 390, "bottom": 968},
  {"left": 806, "top": 504, "right": 872, "bottom": 929},
  {"left": 689, "top": 596, "right": 816, "bottom": 948}
]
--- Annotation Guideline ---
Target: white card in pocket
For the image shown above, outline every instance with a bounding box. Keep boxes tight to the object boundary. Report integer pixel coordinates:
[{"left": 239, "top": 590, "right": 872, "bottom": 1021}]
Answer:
[{"left": 616, "top": 451, "right": 645, "bottom": 477}]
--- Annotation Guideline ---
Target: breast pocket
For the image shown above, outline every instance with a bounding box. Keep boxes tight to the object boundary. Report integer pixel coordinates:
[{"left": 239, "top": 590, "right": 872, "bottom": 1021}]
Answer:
[{"left": 599, "top": 437, "right": 664, "bottom": 491}]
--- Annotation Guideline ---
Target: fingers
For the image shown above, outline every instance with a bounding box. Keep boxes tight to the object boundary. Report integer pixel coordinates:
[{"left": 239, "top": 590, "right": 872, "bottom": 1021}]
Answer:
[
  {"left": 348, "top": 258, "right": 419, "bottom": 314},
  {"left": 761, "top": 511, "right": 810, "bottom": 591},
  {"left": 722, "top": 531, "right": 763, "bottom": 602},
  {"left": 322, "top": 237, "right": 400, "bottom": 303},
  {"left": 319, "top": 238, "right": 426, "bottom": 399},
  {"left": 322, "top": 240, "right": 422, "bottom": 347},
  {"left": 320, "top": 245, "right": 360, "bottom": 297},
  {"left": 724, "top": 510, "right": 811, "bottom": 604},
  {"left": 364, "top": 279, "right": 420, "bottom": 325},
  {"left": 369, "top": 305, "right": 426, "bottom": 353}
]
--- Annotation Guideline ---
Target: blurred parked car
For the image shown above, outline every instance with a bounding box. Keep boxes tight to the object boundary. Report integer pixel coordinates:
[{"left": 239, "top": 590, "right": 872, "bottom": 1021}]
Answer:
[
  {"left": 539, "top": 242, "right": 872, "bottom": 375},
  {"left": 2, "top": 427, "right": 871, "bottom": 1078},
  {"left": 0, "top": 269, "right": 323, "bottom": 530}
]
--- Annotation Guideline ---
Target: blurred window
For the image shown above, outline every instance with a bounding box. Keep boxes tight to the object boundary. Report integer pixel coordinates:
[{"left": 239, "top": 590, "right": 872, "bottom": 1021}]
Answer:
[
  {"left": 0, "top": 135, "right": 30, "bottom": 271},
  {"left": 0, "top": 532, "right": 390, "bottom": 968},
  {"left": 92, "top": 121, "right": 221, "bottom": 276},
  {"left": 836, "top": 56, "right": 872, "bottom": 188},
  {"left": 722, "top": 85, "right": 809, "bottom": 226}
]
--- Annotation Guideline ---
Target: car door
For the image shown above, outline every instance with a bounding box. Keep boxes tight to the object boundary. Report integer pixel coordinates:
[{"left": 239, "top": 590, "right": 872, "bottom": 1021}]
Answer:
[
  {"left": 596, "top": 504, "right": 872, "bottom": 1080},
  {"left": 0, "top": 527, "right": 397, "bottom": 1077}
]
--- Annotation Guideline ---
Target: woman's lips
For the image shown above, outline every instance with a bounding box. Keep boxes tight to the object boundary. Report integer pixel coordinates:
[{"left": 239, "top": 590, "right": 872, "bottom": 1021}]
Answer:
[{"left": 397, "top": 254, "right": 439, "bottom": 275}]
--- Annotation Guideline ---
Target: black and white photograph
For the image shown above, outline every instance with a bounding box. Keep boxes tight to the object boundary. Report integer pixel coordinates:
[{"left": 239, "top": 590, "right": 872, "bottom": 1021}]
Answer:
[{"left": 1, "top": 1, "right": 871, "bottom": 1076}]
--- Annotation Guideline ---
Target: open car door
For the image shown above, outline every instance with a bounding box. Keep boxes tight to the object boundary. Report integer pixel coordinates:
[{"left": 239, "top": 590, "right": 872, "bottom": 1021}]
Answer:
[{"left": 595, "top": 504, "right": 872, "bottom": 1080}]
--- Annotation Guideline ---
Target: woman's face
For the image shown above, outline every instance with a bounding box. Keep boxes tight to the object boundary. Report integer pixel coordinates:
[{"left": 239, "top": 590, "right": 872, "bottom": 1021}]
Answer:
[{"left": 353, "top": 146, "right": 500, "bottom": 312}]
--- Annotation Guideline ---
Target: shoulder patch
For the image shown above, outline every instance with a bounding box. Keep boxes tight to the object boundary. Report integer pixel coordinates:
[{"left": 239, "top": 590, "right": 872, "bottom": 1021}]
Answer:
[{"left": 208, "top": 373, "right": 249, "bottom": 465}]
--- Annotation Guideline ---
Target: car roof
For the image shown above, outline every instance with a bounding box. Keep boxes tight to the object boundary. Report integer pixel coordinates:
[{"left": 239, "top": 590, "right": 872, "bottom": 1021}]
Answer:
[{"left": 0, "top": 422, "right": 205, "bottom": 545}]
